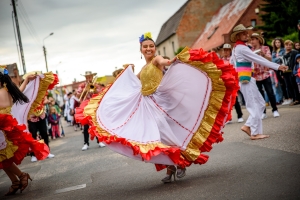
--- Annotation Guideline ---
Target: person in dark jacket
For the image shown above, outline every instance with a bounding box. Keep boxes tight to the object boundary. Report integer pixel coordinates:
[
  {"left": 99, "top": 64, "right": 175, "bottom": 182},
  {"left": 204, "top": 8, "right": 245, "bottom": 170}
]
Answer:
[
  {"left": 293, "top": 54, "right": 300, "bottom": 93},
  {"left": 282, "top": 40, "right": 300, "bottom": 105}
]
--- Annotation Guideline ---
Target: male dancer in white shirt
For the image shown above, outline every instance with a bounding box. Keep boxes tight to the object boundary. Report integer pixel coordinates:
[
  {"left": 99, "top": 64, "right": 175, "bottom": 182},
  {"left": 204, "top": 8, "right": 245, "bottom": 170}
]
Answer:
[{"left": 230, "top": 24, "right": 287, "bottom": 140}]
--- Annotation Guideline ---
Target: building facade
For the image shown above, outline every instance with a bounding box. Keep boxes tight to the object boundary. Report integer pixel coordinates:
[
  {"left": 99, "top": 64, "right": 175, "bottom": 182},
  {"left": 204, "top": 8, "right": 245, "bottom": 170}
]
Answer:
[
  {"left": 192, "top": 0, "right": 264, "bottom": 52},
  {"left": 155, "top": 0, "right": 232, "bottom": 58}
]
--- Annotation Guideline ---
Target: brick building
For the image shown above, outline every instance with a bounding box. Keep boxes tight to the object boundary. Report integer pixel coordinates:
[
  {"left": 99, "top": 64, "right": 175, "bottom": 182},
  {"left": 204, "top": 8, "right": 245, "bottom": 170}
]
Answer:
[
  {"left": 192, "top": 0, "right": 264, "bottom": 52},
  {"left": 155, "top": 0, "right": 232, "bottom": 58}
]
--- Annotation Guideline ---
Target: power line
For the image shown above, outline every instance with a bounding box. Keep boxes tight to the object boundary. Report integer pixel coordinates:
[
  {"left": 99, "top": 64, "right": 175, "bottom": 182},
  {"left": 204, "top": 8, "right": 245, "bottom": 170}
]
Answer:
[
  {"left": 17, "top": 6, "right": 40, "bottom": 47},
  {"left": 18, "top": 0, "right": 41, "bottom": 45}
]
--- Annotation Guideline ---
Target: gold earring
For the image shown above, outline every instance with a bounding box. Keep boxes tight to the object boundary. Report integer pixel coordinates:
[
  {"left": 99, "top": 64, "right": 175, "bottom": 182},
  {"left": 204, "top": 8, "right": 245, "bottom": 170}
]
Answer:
[{"left": 3, "top": 83, "right": 8, "bottom": 91}]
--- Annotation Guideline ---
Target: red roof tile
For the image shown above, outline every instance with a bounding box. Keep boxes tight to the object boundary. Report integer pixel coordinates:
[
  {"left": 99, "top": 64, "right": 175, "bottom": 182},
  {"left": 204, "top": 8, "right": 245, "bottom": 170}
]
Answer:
[{"left": 192, "top": 0, "right": 253, "bottom": 50}]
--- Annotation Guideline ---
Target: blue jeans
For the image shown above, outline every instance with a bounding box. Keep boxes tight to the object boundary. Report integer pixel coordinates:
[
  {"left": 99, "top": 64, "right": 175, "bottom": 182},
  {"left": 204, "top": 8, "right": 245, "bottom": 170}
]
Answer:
[{"left": 272, "top": 83, "right": 283, "bottom": 103}]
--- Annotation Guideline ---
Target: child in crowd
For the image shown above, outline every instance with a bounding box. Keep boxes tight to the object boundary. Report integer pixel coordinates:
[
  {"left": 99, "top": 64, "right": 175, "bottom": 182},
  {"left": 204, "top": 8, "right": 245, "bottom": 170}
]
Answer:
[
  {"left": 293, "top": 54, "right": 300, "bottom": 92},
  {"left": 48, "top": 106, "right": 61, "bottom": 139}
]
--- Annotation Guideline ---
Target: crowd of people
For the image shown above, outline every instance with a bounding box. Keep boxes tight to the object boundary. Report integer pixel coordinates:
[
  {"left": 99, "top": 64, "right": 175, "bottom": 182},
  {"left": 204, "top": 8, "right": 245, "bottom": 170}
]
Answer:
[{"left": 219, "top": 29, "right": 300, "bottom": 124}]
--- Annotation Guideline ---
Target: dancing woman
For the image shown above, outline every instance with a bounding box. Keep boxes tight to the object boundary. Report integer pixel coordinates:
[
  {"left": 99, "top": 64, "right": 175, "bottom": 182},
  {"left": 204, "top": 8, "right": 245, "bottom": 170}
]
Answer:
[
  {"left": 76, "top": 32, "right": 238, "bottom": 183},
  {"left": 0, "top": 66, "right": 49, "bottom": 195}
]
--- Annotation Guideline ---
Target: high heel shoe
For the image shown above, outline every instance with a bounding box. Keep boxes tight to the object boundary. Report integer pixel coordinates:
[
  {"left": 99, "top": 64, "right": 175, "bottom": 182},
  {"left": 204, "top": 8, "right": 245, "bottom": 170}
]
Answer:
[
  {"left": 19, "top": 172, "right": 32, "bottom": 193},
  {"left": 176, "top": 167, "right": 186, "bottom": 178},
  {"left": 5, "top": 180, "right": 21, "bottom": 196},
  {"left": 161, "top": 166, "right": 176, "bottom": 183}
]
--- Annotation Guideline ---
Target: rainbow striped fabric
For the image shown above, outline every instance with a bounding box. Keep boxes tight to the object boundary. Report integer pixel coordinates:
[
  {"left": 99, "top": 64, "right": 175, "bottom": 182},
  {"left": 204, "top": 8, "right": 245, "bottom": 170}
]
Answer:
[{"left": 236, "top": 62, "right": 252, "bottom": 83}]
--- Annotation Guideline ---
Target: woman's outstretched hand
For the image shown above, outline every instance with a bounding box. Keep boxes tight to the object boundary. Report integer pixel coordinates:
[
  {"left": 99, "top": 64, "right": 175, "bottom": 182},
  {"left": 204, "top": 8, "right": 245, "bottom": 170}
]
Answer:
[{"left": 165, "top": 57, "right": 177, "bottom": 66}]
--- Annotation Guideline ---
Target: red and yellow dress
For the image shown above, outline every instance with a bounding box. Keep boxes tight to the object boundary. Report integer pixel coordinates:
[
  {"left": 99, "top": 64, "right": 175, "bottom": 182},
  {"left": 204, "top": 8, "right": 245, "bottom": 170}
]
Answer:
[
  {"left": 0, "top": 107, "right": 49, "bottom": 169},
  {"left": 76, "top": 48, "right": 239, "bottom": 170}
]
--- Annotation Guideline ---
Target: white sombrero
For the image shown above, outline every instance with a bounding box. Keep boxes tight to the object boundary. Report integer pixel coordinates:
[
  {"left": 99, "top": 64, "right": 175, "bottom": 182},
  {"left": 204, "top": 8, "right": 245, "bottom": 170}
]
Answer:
[{"left": 230, "top": 24, "right": 253, "bottom": 42}]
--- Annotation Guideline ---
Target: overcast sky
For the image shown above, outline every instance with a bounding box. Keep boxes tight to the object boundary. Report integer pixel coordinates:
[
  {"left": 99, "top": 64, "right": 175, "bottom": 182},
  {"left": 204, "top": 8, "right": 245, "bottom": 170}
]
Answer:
[{"left": 0, "top": 0, "right": 186, "bottom": 85}]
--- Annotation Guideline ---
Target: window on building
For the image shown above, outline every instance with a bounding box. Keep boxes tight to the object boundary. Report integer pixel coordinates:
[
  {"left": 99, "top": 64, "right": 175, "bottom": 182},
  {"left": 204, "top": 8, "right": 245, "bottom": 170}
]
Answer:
[
  {"left": 251, "top": 19, "right": 257, "bottom": 27},
  {"left": 163, "top": 47, "right": 166, "bottom": 56},
  {"left": 172, "top": 41, "right": 175, "bottom": 53},
  {"left": 158, "top": 50, "right": 161, "bottom": 55}
]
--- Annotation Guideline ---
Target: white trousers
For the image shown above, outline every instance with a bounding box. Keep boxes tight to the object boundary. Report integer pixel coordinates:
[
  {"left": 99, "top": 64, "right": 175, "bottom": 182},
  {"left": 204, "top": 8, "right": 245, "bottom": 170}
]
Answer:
[{"left": 239, "top": 78, "right": 265, "bottom": 135}]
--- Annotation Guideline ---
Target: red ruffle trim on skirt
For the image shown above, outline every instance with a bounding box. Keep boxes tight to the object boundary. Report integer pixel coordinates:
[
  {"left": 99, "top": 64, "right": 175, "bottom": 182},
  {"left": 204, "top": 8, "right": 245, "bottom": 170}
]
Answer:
[
  {"left": 0, "top": 114, "right": 49, "bottom": 169},
  {"left": 188, "top": 49, "right": 239, "bottom": 153}
]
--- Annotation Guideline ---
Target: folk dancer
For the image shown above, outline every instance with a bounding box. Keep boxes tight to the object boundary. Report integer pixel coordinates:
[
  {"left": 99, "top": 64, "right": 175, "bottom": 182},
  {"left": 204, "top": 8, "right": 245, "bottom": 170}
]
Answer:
[{"left": 230, "top": 24, "right": 288, "bottom": 140}]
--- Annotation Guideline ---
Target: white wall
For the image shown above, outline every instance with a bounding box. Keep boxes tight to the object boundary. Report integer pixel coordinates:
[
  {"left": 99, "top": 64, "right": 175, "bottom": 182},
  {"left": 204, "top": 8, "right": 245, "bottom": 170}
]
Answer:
[{"left": 156, "top": 34, "right": 179, "bottom": 59}]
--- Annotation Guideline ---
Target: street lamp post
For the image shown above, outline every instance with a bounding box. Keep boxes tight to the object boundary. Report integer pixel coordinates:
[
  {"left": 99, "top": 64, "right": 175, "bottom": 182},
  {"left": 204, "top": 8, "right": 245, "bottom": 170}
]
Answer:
[{"left": 43, "top": 32, "right": 54, "bottom": 72}]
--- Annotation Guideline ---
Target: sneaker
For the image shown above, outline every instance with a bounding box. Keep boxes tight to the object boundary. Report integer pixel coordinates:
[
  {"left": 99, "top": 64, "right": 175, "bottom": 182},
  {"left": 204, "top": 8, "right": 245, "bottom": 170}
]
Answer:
[
  {"left": 53, "top": 137, "right": 56, "bottom": 140},
  {"left": 273, "top": 111, "right": 280, "bottom": 118},
  {"left": 74, "top": 126, "right": 77, "bottom": 131},
  {"left": 237, "top": 118, "right": 244, "bottom": 123},
  {"left": 282, "top": 99, "right": 292, "bottom": 105},
  {"left": 47, "top": 153, "right": 55, "bottom": 158},
  {"left": 225, "top": 120, "right": 232, "bottom": 125},
  {"left": 261, "top": 113, "right": 267, "bottom": 120},
  {"left": 82, "top": 144, "right": 89, "bottom": 151},
  {"left": 99, "top": 142, "right": 106, "bottom": 148},
  {"left": 31, "top": 156, "right": 37, "bottom": 162}
]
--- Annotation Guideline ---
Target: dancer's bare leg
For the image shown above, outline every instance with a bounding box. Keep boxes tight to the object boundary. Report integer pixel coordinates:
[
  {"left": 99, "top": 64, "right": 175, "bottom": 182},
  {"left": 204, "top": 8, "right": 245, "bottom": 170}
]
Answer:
[
  {"left": 241, "top": 125, "right": 251, "bottom": 136},
  {"left": 4, "top": 163, "right": 22, "bottom": 177},
  {"left": 3, "top": 168, "right": 19, "bottom": 183}
]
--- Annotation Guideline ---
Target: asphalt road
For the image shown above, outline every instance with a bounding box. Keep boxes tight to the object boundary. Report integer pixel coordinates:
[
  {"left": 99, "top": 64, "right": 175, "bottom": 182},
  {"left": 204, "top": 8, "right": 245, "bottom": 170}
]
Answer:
[{"left": 1, "top": 105, "right": 300, "bottom": 200}]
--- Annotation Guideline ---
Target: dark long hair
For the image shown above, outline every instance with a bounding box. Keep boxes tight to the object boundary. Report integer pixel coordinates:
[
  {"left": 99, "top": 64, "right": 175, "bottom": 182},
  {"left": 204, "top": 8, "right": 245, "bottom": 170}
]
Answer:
[
  {"left": 0, "top": 72, "right": 29, "bottom": 104},
  {"left": 272, "top": 38, "right": 284, "bottom": 52}
]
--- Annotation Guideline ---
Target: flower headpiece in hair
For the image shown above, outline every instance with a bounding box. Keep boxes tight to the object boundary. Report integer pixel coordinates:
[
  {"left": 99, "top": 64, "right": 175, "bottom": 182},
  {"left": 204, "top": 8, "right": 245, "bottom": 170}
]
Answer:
[
  {"left": 139, "top": 32, "right": 152, "bottom": 43},
  {"left": 0, "top": 65, "right": 9, "bottom": 75}
]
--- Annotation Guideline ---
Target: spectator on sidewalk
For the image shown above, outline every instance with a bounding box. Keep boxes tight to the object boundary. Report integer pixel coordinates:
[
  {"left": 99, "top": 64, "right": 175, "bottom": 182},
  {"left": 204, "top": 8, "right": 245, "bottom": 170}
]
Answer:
[
  {"left": 69, "top": 90, "right": 80, "bottom": 131},
  {"left": 283, "top": 40, "right": 300, "bottom": 105},
  {"left": 271, "top": 38, "right": 286, "bottom": 104},
  {"left": 294, "top": 42, "right": 300, "bottom": 53},
  {"left": 293, "top": 54, "right": 300, "bottom": 93},
  {"left": 269, "top": 69, "right": 282, "bottom": 104},
  {"left": 48, "top": 106, "right": 62, "bottom": 139},
  {"left": 251, "top": 33, "right": 280, "bottom": 118}
]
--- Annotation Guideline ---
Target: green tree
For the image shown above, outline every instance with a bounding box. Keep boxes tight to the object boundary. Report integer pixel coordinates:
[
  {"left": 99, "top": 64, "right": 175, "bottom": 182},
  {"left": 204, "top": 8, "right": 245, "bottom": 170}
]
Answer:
[
  {"left": 258, "top": 0, "right": 300, "bottom": 39},
  {"left": 174, "top": 47, "right": 185, "bottom": 56}
]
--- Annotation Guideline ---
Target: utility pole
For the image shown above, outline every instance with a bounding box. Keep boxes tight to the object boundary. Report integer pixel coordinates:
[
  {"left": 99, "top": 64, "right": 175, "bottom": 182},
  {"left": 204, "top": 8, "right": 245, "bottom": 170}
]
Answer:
[
  {"left": 43, "top": 46, "right": 48, "bottom": 72},
  {"left": 11, "top": 0, "right": 26, "bottom": 74},
  {"left": 43, "top": 32, "right": 53, "bottom": 72}
]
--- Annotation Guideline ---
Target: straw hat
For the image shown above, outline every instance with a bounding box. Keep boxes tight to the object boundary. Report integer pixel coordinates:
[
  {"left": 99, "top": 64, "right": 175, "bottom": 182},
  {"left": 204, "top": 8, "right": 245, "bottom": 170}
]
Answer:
[
  {"left": 81, "top": 71, "right": 97, "bottom": 76},
  {"left": 22, "top": 71, "right": 42, "bottom": 79},
  {"left": 230, "top": 24, "right": 253, "bottom": 42},
  {"left": 251, "top": 33, "right": 265, "bottom": 45},
  {"left": 222, "top": 44, "right": 232, "bottom": 49}
]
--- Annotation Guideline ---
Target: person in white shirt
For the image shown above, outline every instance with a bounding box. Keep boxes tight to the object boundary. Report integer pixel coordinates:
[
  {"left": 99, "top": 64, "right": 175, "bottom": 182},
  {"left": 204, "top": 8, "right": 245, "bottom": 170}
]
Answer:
[
  {"left": 230, "top": 24, "right": 287, "bottom": 140},
  {"left": 69, "top": 90, "right": 80, "bottom": 131}
]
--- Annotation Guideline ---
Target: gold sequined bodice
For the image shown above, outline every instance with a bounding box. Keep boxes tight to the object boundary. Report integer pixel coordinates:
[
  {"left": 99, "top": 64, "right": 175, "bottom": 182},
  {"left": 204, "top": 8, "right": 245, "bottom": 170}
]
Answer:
[
  {"left": 0, "top": 106, "right": 12, "bottom": 115},
  {"left": 140, "top": 62, "right": 163, "bottom": 96}
]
